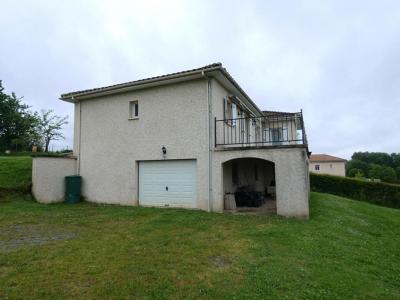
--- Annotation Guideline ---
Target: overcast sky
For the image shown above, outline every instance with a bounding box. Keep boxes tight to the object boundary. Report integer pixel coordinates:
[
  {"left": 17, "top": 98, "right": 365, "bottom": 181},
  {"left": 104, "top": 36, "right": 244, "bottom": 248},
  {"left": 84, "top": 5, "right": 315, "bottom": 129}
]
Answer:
[{"left": 1, "top": 0, "right": 399, "bottom": 158}]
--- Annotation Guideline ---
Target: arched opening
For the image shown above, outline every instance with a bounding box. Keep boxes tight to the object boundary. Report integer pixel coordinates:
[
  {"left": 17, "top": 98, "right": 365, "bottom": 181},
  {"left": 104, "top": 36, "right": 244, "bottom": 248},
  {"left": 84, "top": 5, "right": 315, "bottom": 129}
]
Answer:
[{"left": 223, "top": 158, "right": 276, "bottom": 213}]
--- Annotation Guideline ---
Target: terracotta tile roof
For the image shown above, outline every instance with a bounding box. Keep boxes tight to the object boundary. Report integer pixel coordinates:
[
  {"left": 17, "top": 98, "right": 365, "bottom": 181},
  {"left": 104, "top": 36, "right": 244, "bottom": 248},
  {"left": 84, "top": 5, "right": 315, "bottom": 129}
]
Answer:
[
  {"left": 310, "top": 154, "right": 347, "bottom": 163},
  {"left": 60, "top": 63, "right": 223, "bottom": 99}
]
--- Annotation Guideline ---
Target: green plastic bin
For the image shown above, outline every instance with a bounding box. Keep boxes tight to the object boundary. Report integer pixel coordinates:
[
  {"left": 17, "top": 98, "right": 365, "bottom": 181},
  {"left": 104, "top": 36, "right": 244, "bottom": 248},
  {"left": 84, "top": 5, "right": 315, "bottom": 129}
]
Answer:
[{"left": 65, "top": 175, "right": 81, "bottom": 204}]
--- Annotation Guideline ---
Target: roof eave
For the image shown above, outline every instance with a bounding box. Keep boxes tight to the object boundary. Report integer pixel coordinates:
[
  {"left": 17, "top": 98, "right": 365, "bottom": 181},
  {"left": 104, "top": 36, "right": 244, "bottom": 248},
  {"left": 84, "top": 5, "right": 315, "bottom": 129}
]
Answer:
[
  {"left": 59, "top": 64, "right": 264, "bottom": 115},
  {"left": 60, "top": 65, "right": 222, "bottom": 102},
  {"left": 216, "top": 68, "right": 263, "bottom": 115},
  {"left": 310, "top": 160, "right": 347, "bottom": 163}
]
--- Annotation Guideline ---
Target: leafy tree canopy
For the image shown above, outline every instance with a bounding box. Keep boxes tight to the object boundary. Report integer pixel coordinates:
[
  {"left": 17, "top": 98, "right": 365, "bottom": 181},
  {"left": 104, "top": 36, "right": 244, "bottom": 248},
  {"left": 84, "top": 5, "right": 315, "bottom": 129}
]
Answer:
[
  {"left": 0, "top": 81, "right": 67, "bottom": 152},
  {"left": 347, "top": 151, "right": 400, "bottom": 183},
  {"left": 0, "top": 81, "right": 41, "bottom": 151}
]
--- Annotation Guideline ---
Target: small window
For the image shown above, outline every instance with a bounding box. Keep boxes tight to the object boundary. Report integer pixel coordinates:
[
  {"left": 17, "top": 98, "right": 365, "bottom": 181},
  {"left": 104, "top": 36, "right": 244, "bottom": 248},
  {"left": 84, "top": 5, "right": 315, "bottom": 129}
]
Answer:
[
  {"left": 315, "top": 164, "right": 320, "bottom": 171},
  {"left": 224, "top": 98, "right": 233, "bottom": 120},
  {"left": 129, "top": 101, "right": 139, "bottom": 119}
]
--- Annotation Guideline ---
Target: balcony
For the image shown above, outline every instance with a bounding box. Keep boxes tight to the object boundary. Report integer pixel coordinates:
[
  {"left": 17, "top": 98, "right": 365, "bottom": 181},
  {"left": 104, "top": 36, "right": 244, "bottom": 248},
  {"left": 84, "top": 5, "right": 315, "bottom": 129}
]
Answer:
[{"left": 214, "top": 111, "right": 308, "bottom": 149}]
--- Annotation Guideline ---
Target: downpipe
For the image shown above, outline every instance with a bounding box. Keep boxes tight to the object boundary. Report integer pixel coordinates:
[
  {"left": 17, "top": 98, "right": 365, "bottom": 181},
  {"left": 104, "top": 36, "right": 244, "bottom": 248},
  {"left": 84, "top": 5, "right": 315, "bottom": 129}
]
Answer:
[{"left": 203, "top": 71, "right": 213, "bottom": 212}]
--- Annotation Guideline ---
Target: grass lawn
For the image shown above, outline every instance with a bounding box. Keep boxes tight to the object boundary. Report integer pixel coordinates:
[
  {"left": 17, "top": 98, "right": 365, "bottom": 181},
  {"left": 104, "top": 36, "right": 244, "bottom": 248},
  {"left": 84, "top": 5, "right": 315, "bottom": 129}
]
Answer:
[
  {"left": 0, "top": 191, "right": 399, "bottom": 299},
  {"left": 1, "top": 157, "right": 399, "bottom": 298},
  {"left": 0, "top": 156, "right": 32, "bottom": 190}
]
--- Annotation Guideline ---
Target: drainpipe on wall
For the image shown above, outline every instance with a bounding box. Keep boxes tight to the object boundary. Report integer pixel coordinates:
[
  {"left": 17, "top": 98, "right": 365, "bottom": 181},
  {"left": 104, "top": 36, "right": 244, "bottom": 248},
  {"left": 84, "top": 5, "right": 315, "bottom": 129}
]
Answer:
[
  {"left": 72, "top": 95, "right": 82, "bottom": 176},
  {"left": 202, "top": 71, "right": 213, "bottom": 212},
  {"left": 78, "top": 100, "right": 82, "bottom": 175}
]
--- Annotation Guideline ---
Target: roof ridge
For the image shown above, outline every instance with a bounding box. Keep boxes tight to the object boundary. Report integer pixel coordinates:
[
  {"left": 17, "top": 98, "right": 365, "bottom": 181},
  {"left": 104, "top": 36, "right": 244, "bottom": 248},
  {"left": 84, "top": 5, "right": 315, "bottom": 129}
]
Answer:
[
  {"left": 263, "top": 110, "right": 299, "bottom": 115},
  {"left": 310, "top": 154, "right": 347, "bottom": 162}
]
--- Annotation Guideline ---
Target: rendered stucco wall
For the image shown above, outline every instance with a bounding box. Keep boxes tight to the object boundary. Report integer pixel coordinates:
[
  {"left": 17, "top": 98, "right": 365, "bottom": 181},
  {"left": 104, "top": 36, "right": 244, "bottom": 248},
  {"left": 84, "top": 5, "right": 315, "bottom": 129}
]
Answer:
[
  {"left": 77, "top": 79, "right": 209, "bottom": 209},
  {"left": 32, "top": 157, "right": 77, "bottom": 203},
  {"left": 211, "top": 147, "right": 310, "bottom": 219},
  {"left": 309, "top": 161, "right": 346, "bottom": 176},
  {"left": 67, "top": 76, "right": 309, "bottom": 218},
  {"left": 73, "top": 102, "right": 80, "bottom": 157}
]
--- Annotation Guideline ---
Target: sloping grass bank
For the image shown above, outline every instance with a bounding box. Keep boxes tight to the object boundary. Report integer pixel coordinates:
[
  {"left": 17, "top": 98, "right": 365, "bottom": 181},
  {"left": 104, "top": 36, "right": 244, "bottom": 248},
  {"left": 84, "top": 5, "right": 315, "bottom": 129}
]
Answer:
[
  {"left": 0, "top": 192, "right": 399, "bottom": 299},
  {"left": 0, "top": 156, "right": 32, "bottom": 191}
]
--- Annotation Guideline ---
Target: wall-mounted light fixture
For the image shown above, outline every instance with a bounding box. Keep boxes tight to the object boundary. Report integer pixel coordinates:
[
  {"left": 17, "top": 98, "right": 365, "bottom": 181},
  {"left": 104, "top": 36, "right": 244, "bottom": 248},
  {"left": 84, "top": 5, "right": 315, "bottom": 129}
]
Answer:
[{"left": 162, "top": 146, "right": 167, "bottom": 158}]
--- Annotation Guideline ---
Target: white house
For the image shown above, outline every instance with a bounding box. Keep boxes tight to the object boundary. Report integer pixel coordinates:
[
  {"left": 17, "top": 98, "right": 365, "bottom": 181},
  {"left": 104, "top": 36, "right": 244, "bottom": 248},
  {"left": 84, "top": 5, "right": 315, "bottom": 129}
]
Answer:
[{"left": 32, "top": 63, "right": 310, "bottom": 218}]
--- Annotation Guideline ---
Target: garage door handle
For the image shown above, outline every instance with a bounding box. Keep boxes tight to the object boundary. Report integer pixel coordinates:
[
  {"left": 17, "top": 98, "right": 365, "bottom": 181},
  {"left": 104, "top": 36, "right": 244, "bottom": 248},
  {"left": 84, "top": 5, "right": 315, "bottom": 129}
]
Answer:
[{"left": 166, "top": 186, "right": 168, "bottom": 191}]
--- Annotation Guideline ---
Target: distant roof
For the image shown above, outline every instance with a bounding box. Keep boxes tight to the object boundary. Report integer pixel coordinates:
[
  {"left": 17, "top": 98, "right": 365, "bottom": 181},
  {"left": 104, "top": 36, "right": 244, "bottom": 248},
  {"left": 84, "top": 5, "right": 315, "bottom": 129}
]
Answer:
[
  {"left": 310, "top": 154, "right": 347, "bottom": 163},
  {"left": 263, "top": 110, "right": 299, "bottom": 116}
]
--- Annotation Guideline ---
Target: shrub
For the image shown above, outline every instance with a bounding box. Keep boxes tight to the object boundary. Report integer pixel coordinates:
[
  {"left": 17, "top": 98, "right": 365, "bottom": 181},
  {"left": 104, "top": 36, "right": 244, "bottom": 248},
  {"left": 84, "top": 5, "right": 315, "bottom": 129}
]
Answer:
[
  {"left": 310, "top": 173, "right": 400, "bottom": 209},
  {"left": 348, "top": 168, "right": 364, "bottom": 178}
]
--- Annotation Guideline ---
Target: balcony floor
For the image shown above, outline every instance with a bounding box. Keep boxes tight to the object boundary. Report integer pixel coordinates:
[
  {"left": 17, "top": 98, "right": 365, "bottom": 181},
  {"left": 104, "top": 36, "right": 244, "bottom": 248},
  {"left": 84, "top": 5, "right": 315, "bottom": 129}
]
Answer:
[{"left": 215, "top": 144, "right": 308, "bottom": 151}]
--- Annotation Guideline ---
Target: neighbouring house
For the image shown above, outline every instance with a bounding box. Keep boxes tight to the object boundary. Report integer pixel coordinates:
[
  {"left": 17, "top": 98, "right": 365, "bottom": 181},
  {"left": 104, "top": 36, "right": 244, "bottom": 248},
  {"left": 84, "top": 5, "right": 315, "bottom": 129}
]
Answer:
[
  {"left": 309, "top": 154, "right": 347, "bottom": 177},
  {"left": 32, "top": 63, "right": 310, "bottom": 218}
]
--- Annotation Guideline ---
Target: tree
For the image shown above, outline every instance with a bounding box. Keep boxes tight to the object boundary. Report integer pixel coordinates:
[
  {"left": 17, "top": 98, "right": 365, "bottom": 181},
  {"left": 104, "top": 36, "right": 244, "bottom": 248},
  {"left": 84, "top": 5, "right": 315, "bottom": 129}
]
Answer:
[
  {"left": 367, "top": 164, "right": 397, "bottom": 183},
  {"left": 391, "top": 153, "right": 400, "bottom": 168},
  {"left": 380, "top": 166, "right": 397, "bottom": 183},
  {"left": 352, "top": 152, "right": 392, "bottom": 166},
  {"left": 368, "top": 164, "right": 384, "bottom": 180},
  {"left": 346, "top": 159, "right": 368, "bottom": 176},
  {"left": 354, "top": 170, "right": 365, "bottom": 180},
  {"left": 39, "top": 110, "right": 68, "bottom": 152},
  {"left": 396, "top": 166, "right": 400, "bottom": 182},
  {"left": 0, "top": 80, "right": 41, "bottom": 151},
  {"left": 347, "top": 151, "right": 400, "bottom": 184}
]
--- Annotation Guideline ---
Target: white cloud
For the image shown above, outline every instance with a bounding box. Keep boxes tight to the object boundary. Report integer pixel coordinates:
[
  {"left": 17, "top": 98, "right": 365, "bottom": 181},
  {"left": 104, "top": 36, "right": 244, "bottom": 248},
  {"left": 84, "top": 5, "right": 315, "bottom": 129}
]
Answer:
[{"left": 1, "top": 0, "right": 399, "bottom": 157}]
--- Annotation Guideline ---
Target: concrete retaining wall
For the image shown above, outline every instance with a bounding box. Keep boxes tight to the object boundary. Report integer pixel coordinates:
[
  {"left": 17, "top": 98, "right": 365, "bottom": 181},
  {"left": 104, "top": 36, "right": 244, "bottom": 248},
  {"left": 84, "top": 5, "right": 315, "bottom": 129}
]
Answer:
[{"left": 32, "top": 157, "right": 77, "bottom": 203}]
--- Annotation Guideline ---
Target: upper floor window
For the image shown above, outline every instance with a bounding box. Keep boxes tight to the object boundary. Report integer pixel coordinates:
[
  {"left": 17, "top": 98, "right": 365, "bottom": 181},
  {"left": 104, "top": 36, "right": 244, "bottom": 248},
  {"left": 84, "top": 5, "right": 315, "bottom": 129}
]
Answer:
[
  {"left": 224, "top": 98, "right": 233, "bottom": 119},
  {"left": 224, "top": 97, "right": 239, "bottom": 126},
  {"left": 129, "top": 101, "right": 139, "bottom": 119},
  {"left": 232, "top": 103, "right": 237, "bottom": 125},
  {"left": 315, "top": 164, "right": 320, "bottom": 171}
]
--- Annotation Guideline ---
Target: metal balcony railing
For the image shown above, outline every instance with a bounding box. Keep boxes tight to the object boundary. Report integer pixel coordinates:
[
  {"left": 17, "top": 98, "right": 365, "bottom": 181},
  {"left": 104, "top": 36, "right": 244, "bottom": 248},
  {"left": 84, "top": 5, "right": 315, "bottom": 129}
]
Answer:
[{"left": 215, "top": 111, "right": 308, "bottom": 148}]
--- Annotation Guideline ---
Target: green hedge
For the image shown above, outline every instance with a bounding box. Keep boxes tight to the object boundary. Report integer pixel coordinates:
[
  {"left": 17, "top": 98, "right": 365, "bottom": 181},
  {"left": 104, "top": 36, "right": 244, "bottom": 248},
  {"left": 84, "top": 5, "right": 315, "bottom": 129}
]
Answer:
[{"left": 310, "top": 173, "right": 400, "bottom": 209}]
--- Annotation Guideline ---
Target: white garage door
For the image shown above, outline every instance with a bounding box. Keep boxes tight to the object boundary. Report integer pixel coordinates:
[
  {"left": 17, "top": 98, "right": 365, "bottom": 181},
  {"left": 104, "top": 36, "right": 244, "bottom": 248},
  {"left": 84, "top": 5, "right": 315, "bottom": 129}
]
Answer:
[{"left": 139, "top": 160, "right": 197, "bottom": 208}]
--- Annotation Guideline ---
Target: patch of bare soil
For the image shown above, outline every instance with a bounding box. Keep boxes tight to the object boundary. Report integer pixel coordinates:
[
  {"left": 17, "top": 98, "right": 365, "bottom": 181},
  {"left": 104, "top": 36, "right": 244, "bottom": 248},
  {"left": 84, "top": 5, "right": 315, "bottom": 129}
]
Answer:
[
  {"left": 0, "top": 224, "right": 77, "bottom": 252},
  {"left": 210, "top": 255, "right": 232, "bottom": 268}
]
